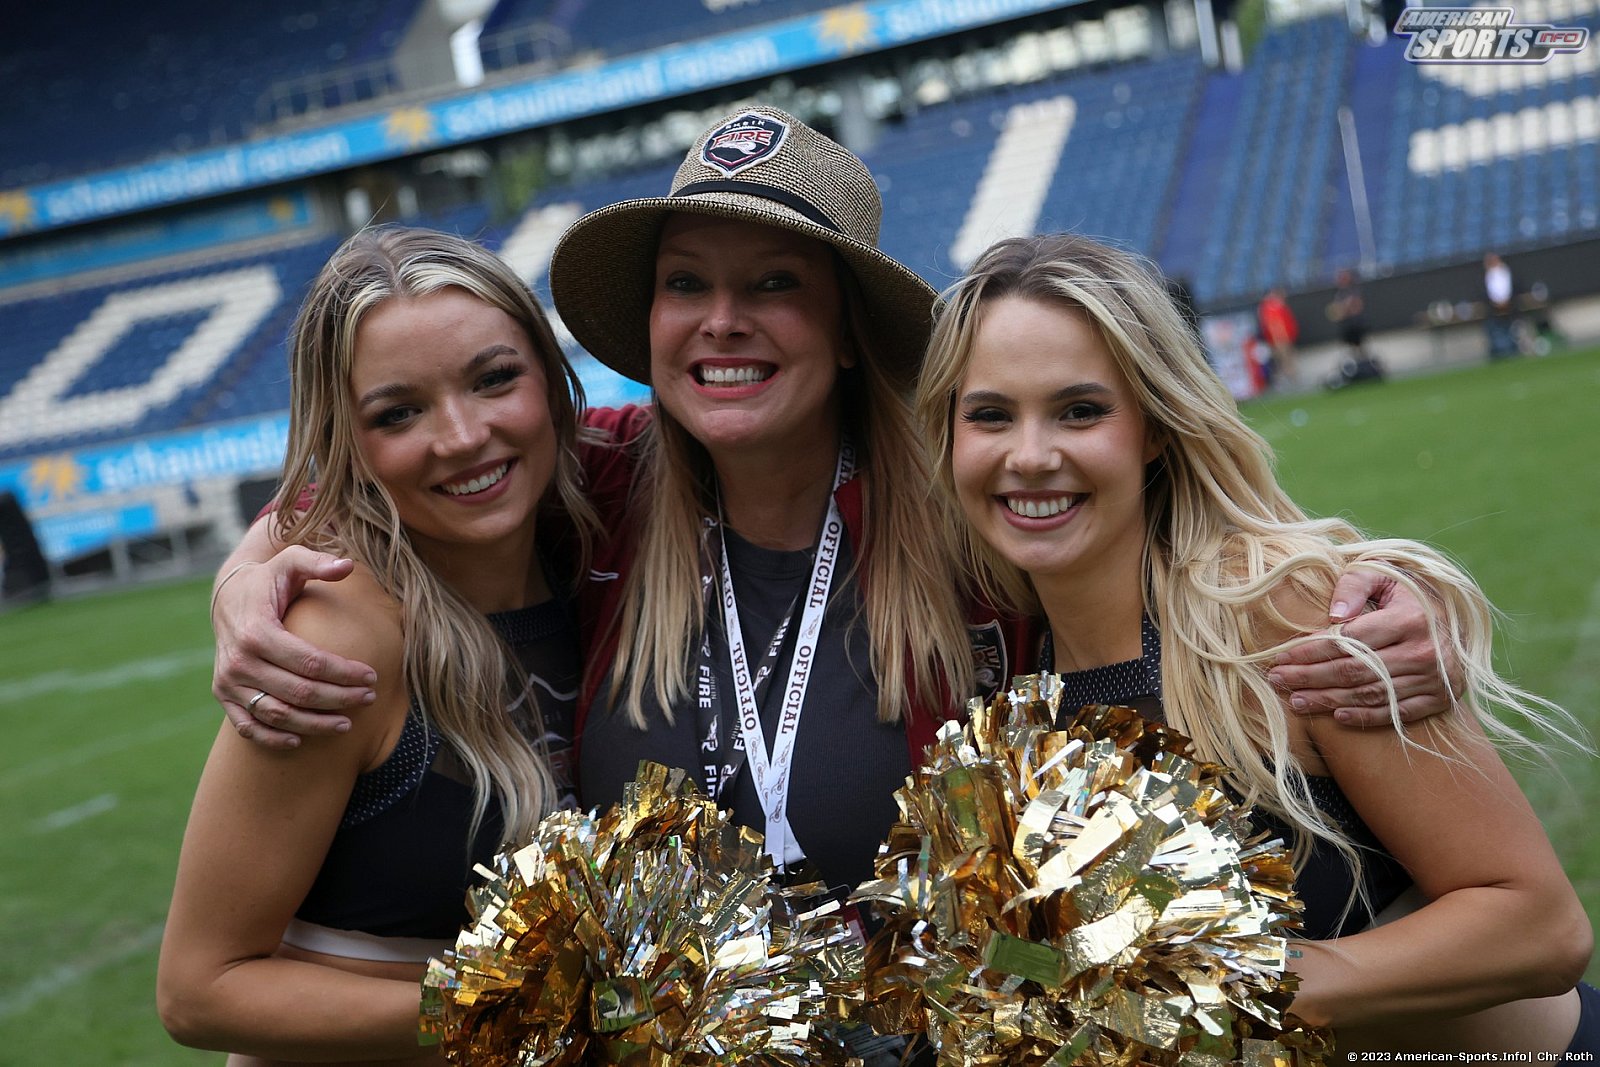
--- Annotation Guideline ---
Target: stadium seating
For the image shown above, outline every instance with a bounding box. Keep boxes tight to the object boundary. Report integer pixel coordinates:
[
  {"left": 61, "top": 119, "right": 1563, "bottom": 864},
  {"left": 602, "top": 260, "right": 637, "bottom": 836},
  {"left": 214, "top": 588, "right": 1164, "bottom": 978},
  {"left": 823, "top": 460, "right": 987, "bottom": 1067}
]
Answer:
[
  {"left": 5, "top": 6, "right": 1599, "bottom": 467},
  {"left": 1151, "top": 7, "right": 1598, "bottom": 304},
  {"left": 1364, "top": 6, "right": 1600, "bottom": 271},
  {"left": 479, "top": 0, "right": 836, "bottom": 70},
  {"left": 1157, "top": 14, "right": 1351, "bottom": 305},
  {"left": 872, "top": 52, "right": 1205, "bottom": 284},
  {"left": 0, "top": 0, "right": 422, "bottom": 187},
  {"left": 0, "top": 191, "right": 633, "bottom": 461},
  {"left": 0, "top": 238, "right": 339, "bottom": 462}
]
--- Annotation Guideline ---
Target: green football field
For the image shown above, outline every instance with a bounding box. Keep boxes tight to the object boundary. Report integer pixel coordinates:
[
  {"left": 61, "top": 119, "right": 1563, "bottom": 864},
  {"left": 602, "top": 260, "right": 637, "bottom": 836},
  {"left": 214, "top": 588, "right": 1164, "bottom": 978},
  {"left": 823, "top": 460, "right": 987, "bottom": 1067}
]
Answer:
[{"left": 1, "top": 346, "right": 1596, "bottom": 1063}]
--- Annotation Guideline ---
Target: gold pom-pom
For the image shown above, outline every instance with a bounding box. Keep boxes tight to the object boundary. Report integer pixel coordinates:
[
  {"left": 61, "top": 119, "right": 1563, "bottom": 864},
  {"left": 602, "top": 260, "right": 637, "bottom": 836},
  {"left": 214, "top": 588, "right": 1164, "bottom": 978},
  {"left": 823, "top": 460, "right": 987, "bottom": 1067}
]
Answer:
[
  {"left": 850, "top": 674, "right": 1332, "bottom": 1065},
  {"left": 421, "top": 762, "right": 863, "bottom": 1065}
]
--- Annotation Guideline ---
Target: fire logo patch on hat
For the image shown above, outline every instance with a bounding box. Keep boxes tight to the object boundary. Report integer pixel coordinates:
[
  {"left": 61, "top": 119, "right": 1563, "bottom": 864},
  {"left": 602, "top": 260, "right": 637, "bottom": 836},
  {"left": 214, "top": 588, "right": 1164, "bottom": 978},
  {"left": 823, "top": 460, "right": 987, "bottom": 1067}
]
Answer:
[{"left": 700, "top": 113, "right": 789, "bottom": 176}]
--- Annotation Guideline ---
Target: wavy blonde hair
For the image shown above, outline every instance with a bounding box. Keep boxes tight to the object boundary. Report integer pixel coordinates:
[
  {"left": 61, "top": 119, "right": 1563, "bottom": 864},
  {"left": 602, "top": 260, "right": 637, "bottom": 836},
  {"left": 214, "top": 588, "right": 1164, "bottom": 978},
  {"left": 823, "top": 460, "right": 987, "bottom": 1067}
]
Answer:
[
  {"left": 917, "top": 234, "right": 1584, "bottom": 900},
  {"left": 272, "top": 226, "right": 598, "bottom": 845},
  {"left": 606, "top": 256, "right": 974, "bottom": 729}
]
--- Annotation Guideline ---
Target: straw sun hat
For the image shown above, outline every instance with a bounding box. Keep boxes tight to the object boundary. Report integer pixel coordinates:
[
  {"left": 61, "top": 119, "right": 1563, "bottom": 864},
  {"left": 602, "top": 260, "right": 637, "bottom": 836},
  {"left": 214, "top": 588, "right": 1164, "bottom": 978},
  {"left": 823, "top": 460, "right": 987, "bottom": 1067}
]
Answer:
[{"left": 547, "top": 105, "right": 938, "bottom": 385}]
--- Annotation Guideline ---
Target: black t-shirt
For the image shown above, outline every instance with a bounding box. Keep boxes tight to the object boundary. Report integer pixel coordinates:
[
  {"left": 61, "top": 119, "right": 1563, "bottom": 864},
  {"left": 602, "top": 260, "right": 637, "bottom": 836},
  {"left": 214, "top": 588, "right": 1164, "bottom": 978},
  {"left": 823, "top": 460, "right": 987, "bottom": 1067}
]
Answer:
[
  {"left": 491, "top": 599, "right": 581, "bottom": 811},
  {"left": 578, "top": 528, "right": 911, "bottom": 895}
]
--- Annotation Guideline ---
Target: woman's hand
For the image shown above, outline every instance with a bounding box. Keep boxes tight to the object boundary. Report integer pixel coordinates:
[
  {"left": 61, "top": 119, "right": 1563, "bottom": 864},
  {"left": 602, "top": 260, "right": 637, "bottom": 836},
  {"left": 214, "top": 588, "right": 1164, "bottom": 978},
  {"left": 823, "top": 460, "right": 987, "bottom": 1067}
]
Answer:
[
  {"left": 1267, "top": 567, "right": 1463, "bottom": 726},
  {"left": 213, "top": 542, "right": 378, "bottom": 748}
]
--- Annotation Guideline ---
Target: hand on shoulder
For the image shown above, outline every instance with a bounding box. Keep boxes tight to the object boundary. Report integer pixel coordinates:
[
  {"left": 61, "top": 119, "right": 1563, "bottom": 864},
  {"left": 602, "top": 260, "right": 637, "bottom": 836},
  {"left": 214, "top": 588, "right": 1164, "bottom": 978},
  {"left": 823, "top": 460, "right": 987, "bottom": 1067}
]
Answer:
[
  {"left": 1245, "top": 577, "right": 1353, "bottom": 773},
  {"left": 280, "top": 564, "right": 407, "bottom": 766},
  {"left": 283, "top": 566, "right": 402, "bottom": 672}
]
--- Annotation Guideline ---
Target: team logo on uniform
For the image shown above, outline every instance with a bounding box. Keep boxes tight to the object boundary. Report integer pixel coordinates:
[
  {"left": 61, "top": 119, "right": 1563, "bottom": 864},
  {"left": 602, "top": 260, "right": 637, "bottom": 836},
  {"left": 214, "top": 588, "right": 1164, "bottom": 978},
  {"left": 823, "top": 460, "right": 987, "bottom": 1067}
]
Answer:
[
  {"left": 1394, "top": 6, "right": 1588, "bottom": 63},
  {"left": 701, "top": 113, "right": 789, "bottom": 175},
  {"left": 967, "top": 621, "right": 1009, "bottom": 700}
]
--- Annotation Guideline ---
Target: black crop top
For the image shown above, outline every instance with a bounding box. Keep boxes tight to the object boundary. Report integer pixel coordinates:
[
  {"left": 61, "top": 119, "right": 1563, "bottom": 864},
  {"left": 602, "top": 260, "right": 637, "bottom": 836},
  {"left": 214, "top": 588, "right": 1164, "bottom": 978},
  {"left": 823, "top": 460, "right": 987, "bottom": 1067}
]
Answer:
[
  {"left": 294, "top": 596, "right": 580, "bottom": 940},
  {"left": 1042, "top": 616, "right": 1413, "bottom": 939}
]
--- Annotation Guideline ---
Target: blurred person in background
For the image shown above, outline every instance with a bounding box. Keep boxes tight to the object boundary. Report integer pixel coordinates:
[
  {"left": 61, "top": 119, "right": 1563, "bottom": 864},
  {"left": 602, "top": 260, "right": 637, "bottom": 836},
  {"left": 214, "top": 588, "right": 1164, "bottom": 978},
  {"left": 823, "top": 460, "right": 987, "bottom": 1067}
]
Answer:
[
  {"left": 1164, "top": 273, "right": 1200, "bottom": 336},
  {"left": 1257, "top": 285, "right": 1300, "bottom": 389},
  {"left": 1326, "top": 268, "right": 1385, "bottom": 388},
  {"left": 1483, "top": 251, "right": 1520, "bottom": 359}
]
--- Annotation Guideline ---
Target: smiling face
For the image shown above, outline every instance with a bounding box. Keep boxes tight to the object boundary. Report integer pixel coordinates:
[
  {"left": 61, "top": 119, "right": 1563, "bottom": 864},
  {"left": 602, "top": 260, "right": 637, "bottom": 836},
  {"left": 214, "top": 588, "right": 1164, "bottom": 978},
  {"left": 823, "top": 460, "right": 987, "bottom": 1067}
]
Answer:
[
  {"left": 349, "top": 286, "right": 554, "bottom": 569},
  {"left": 951, "top": 296, "right": 1160, "bottom": 595},
  {"left": 647, "top": 214, "right": 852, "bottom": 460}
]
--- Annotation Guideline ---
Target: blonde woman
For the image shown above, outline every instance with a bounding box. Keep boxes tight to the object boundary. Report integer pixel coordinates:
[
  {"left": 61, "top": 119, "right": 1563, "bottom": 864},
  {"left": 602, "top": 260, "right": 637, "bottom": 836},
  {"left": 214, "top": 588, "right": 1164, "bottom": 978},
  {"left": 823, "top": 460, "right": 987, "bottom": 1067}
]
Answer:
[
  {"left": 917, "top": 232, "right": 1596, "bottom": 1054},
  {"left": 158, "top": 228, "right": 595, "bottom": 1064},
  {"left": 210, "top": 108, "right": 1454, "bottom": 897}
]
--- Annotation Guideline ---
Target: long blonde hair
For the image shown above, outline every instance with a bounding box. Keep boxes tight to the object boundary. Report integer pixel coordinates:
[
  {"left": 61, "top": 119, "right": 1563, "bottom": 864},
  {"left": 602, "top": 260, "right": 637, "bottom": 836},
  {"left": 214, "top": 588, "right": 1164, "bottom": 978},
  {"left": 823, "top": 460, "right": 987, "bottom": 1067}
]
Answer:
[
  {"left": 273, "top": 226, "right": 598, "bottom": 845},
  {"left": 918, "top": 234, "right": 1583, "bottom": 887},
  {"left": 606, "top": 258, "right": 974, "bottom": 729}
]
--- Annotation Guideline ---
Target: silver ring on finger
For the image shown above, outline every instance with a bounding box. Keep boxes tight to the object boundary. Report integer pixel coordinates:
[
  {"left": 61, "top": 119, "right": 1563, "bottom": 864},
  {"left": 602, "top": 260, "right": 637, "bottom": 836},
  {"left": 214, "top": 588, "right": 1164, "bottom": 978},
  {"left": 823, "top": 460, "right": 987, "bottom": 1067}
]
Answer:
[{"left": 247, "top": 690, "right": 269, "bottom": 712}]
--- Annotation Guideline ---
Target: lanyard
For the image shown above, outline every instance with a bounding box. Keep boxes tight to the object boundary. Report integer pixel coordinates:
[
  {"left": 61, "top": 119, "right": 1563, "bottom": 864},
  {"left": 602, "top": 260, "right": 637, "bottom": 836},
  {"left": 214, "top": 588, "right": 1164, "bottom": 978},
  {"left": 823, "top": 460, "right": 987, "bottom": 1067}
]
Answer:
[{"left": 709, "top": 441, "right": 853, "bottom": 868}]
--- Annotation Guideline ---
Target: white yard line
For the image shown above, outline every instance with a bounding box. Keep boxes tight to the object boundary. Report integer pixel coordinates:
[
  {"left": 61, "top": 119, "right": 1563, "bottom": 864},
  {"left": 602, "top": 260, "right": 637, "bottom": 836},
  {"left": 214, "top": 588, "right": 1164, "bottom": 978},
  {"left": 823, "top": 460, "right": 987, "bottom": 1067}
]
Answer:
[
  {"left": 0, "top": 713, "right": 204, "bottom": 792},
  {"left": 0, "top": 921, "right": 166, "bottom": 1021},
  {"left": 31, "top": 792, "right": 119, "bottom": 833},
  {"left": 0, "top": 648, "right": 212, "bottom": 705}
]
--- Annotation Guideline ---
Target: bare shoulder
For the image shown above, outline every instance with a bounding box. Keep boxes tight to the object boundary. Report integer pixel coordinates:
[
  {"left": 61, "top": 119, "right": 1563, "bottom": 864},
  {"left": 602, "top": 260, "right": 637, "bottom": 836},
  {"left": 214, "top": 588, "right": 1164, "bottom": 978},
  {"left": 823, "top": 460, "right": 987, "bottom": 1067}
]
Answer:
[
  {"left": 207, "top": 565, "right": 409, "bottom": 773},
  {"left": 279, "top": 564, "right": 409, "bottom": 769},
  {"left": 284, "top": 564, "right": 405, "bottom": 701}
]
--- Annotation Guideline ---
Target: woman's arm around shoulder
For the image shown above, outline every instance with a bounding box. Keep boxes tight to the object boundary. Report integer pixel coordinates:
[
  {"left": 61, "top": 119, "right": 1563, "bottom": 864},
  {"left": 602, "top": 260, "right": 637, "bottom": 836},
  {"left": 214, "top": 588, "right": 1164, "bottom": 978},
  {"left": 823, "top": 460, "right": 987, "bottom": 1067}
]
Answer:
[
  {"left": 212, "top": 512, "right": 377, "bottom": 746},
  {"left": 1261, "top": 587, "right": 1591, "bottom": 1031},
  {"left": 158, "top": 568, "right": 431, "bottom": 1061}
]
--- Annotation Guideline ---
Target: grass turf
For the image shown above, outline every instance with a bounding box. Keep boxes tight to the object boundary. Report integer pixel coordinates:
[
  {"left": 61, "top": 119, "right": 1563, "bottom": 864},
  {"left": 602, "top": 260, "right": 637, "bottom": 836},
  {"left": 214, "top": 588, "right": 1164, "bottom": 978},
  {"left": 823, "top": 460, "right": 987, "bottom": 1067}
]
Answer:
[
  {"left": 0, "top": 577, "right": 218, "bottom": 1064},
  {"left": 1243, "top": 344, "right": 1600, "bottom": 947},
  {"left": 0, "top": 346, "right": 1595, "bottom": 1061}
]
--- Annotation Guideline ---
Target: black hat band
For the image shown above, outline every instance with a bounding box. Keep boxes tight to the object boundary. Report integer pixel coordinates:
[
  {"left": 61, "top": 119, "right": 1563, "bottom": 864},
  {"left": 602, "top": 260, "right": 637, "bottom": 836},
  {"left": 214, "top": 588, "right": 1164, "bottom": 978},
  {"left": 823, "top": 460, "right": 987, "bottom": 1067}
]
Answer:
[{"left": 671, "top": 180, "right": 842, "bottom": 235}]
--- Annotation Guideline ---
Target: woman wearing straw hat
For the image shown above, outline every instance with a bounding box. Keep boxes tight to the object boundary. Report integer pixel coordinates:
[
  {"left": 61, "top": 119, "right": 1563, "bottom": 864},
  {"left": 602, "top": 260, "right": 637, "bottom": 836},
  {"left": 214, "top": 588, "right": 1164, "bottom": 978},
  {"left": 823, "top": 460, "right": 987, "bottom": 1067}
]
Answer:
[
  {"left": 208, "top": 106, "right": 1457, "bottom": 894},
  {"left": 546, "top": 106, "right": 1008, "bottom": 894}
]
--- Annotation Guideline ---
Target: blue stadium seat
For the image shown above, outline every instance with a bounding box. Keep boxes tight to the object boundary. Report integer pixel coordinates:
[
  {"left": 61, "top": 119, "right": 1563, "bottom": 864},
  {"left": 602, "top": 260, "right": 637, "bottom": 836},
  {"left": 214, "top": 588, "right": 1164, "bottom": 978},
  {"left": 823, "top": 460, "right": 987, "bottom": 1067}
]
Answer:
[
  {"left": 1348, "top": 8, "right": 1600, "bottom": 272},
  {"left": 1158, "top": 14, "right": 1350, "bottom": 304},
  {"left": 6, "top": 5, "right": 1597, "bottom": 471},
  {"left": 479, "top": 0, "right": 838, "bottom": 69},
  {"left": 0, "top": 236, "right": 342, "bottom": 461},
  {"left": 0, "top": 0, "right": 424, "bottom": 185}
]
